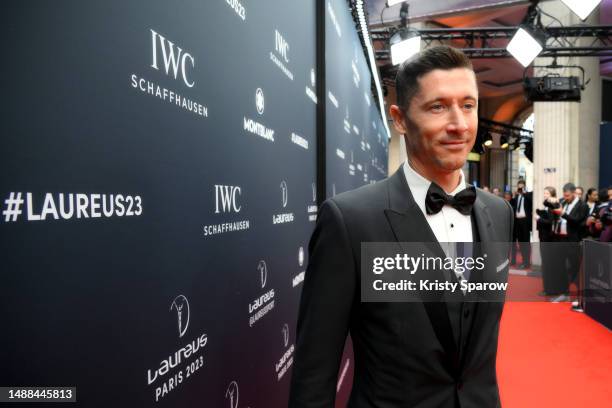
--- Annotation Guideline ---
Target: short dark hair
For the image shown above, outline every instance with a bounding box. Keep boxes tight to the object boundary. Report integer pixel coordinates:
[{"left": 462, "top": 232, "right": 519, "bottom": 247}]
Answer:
[
  {"left": 395, "top": 45, "right": 473, "bottom": 109},
  {"left": 563, "top": 183, "right": 576, "bottom": 192}
]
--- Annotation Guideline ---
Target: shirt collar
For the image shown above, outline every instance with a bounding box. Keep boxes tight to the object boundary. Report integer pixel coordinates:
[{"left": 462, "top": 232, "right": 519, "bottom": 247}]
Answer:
[{"left": 402, "top": 160, "right": 466, "bottom": 214}]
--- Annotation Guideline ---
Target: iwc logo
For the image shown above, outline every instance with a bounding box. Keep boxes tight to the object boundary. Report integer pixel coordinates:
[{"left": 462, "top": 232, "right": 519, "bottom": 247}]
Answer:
[{"left": 170, "top": 295, "right": 190, "bottom": 338}]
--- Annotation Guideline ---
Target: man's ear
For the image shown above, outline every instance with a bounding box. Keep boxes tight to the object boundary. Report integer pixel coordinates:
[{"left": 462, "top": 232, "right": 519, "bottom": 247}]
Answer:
[{"left": 389, "top": 105, "right": 408, "bottom": 135}]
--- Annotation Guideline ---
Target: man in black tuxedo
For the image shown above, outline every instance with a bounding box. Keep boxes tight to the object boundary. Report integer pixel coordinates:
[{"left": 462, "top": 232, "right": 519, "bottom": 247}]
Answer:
[
  {"left": 510, "top": 180, "right": 532, "bottom": 269},
  {"left": 289, "top": 46, "right": 513, "bottom": 407},
  {"left": 549, "top": 183, "right": 588, "bottom": 301}
]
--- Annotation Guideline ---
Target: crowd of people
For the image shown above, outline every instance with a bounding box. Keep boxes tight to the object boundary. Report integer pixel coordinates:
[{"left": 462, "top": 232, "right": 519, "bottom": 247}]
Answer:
[{"left": 482, "top": 181, "right": 612, "bottom": 309}]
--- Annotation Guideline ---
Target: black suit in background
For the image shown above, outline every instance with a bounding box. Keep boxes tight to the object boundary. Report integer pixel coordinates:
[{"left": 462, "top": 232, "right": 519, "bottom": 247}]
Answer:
[
  {"left": 536, "top": 200, "right": 560, "bottom": 294},
  {"left": 510, "top": 192, "right": 532, "bottom": 266},
  {"left": 550, "top": 198, "right": 588, "bottom": 294},
  {"left": 289, "top": 169, "right": 514, "bottom": 408}
]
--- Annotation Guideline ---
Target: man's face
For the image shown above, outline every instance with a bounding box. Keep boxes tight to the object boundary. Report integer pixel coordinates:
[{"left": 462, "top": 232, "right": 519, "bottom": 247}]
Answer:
[
  {"left": 391, "top": 68, "right": 478, "bottom": 173},
  {"left": 517, "top": 182, "right": 525, "bottom": 193},
  {"left": 563, "top": 190, "right": 574, "bottom": 201},
  {"left": 575, "top": 188, "right": 583, "bottom": 198}
]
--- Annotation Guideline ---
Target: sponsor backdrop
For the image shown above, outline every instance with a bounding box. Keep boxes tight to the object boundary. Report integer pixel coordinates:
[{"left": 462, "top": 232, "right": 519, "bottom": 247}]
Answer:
[
  {"left": 326, "top": 0, "right": 389, "bottom": 198},
  {"left": 0, "top": 0, "right": 387, "bottom": 406}
]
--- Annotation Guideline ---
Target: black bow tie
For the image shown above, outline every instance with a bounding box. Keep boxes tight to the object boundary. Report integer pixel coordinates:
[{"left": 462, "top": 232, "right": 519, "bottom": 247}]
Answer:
[{"left": 425, "top": 182, "right": 476, "bottom": 215}]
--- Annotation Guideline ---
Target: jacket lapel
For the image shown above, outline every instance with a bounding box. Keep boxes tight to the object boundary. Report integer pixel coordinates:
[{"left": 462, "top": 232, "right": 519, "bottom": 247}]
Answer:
[{"left": 383, "top": 169, "right": 459, "bottom": 374}]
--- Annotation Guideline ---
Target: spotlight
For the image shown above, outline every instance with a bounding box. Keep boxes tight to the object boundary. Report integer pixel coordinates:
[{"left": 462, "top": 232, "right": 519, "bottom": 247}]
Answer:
[
  {"left": 484, "top": 132, "right": 493, "bottom": 147},
  {"left": 506, "top": 27, "right": 543, "bottom": 67},
  {"left": 500, "top": 136, "right": 509, "bottom": 149},
  {"left": 390, "top": 31, "right": 421, "bottom": 65},
  {"left": 561, "top": 0, "right": 601, "bottom": 21}
]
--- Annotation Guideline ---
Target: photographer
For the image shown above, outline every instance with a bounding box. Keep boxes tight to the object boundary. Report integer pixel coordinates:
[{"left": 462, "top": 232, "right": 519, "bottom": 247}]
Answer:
[{"left": 536, "top": 186, "right": 560, "bottom": 296}]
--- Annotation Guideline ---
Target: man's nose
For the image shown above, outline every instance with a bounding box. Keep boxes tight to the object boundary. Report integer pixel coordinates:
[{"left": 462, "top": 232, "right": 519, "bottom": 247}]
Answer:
[{"left": 447, "top": 105, "right": 468, "bottom": 133}]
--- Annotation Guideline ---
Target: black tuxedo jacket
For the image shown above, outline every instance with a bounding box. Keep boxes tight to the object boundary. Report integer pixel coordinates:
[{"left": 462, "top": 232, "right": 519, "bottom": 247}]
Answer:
[
  {"left": 289, "top": 169, "right": 514, "bottom": 408},
  {"left": 559, "top": 198, "right": 588, "bottom": 241},
  {"left": 510, "top": 192, "right": 532, "bottom": 230}
]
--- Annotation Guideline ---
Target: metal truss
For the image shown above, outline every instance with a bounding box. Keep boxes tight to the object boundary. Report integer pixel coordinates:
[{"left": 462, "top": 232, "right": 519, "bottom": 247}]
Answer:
[{"left": 372, "top": 25, "right": 612, "bottom": 60}]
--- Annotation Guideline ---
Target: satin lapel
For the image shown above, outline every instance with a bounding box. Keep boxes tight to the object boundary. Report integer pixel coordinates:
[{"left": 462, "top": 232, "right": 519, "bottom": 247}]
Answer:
[
  {"left": 461, "top": 192, "right": 504, "bottom": 367},
  {"left": 383, "top": 169, "right": 458, "bottom": 373}
]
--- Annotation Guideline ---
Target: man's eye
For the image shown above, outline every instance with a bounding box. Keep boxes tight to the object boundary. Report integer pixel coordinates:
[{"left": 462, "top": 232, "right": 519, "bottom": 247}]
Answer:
[
  {"left": 464, "top": 103, "right": 475, "bottom": 110},
  {"left": 430, "top": 104, "right": 445, "bottom": 112}
]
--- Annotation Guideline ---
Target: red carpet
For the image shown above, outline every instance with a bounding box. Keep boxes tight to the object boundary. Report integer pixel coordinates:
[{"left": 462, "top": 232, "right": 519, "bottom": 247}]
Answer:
[{"left": 497, "top": 300, "right": 612, "bottom": 407}]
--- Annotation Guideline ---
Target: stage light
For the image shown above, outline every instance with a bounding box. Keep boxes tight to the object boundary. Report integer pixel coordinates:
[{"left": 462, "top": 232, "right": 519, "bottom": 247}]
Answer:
[
  {"left": 500, "top": 136, "right": 509, "bottom": 149},
  {"left": 561, "top": 0, "right": 601, "bottom": 21},
  {"left": 484, "top": 133, "right": 493, "bottom": 147},
  {"left": 506, "top": 27, "right": 543, "bottom": 67},
  {"left": 390, "top": 32, "right": 421, "bottom": 65}
]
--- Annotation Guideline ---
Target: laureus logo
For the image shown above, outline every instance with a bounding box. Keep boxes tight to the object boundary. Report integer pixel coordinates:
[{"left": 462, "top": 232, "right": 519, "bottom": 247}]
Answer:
[
  {"left": 258, "top": 260, "right": 268, "bottom": 289},
  {"left": 280, "top": 181, "right": 288, "bottom": 208},
  {"left": 255, "top": 88, "right": 265, "bottom": 115},
  {"left": 282, "top": 323, "right": 290, "bottom": 348},
  {"left": 225, "top": 380, "right": 239, "bottom": 408},
  {"left": 299, "top": 247, "right": 305, "bottom": 267},
  {"left": 170, "top": 295, "right": 190, "bottom": 338}
]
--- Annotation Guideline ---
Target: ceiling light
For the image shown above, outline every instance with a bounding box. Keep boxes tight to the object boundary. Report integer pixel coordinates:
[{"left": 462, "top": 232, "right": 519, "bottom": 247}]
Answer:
[
  {"left": 506, "top": 27, "right": 543, "bottom": 67},
  {"left": 500, "top": 136, "right": 509, "bottom": 149},
  {"left": 390, "top": 33, "right": 420, "bottom": 65},
  {"left": 561, "top": 0, "right": 601, "bottom": 21}
]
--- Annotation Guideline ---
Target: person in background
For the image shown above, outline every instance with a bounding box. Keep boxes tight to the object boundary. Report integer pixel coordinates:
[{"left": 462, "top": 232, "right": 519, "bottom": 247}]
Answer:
[
  {"left": 510, "top": 180, "right": 532, "bottom": 269},
  {"left": 590, "top": 187, "right": 612, "bottom": 242},
  {"left": 503, "top": 191, "right": 512, "bottom": 202},
  {"left": 536, "top": 186, "right": 560, "bottom": 296},
  {"left": 550, "top": 183, "right": 588, "bottom": 302},
  {"left": 482, "top": 185, "right": 490, "bottom": 192},
  {"left": 575, "top": 186, "right": 584, "bottom": 201},
  {"left": 582, "top": 188, "right": 599, "bottom": 239},
  {"left": 492, "top": 187, "right": 501, "bottom": 197}
]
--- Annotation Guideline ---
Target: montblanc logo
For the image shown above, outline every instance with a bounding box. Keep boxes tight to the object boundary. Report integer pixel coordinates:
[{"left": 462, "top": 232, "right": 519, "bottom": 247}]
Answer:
[
  {"left": 170, "top": 295, "right": 190, "bottom": 338},
  {"left": 150, "top": 29, "right": 195, "bottom": 88},
  {"left": 258, "top": 260, "right": 268, "bottom": 288},
  {"left": 215, "top": 185, "right": 242, "bottom": 213},
  {"left": 255, "top": 88, "right": 265, "bottom": 115},
  {"left": 282, "top": 323, "right": 290, "bottom": 348},
  {"left": 244, "top": 88, "right": 275, "bottom": 142},
  {"left": 225, "top": 381, "right": 239, "bottom": 408},
  {"left": 298, "top": 247, "right": 305, "bottom": 267},
  {"left": 280, "top": 181, "right": 288, "bottom": 208}
]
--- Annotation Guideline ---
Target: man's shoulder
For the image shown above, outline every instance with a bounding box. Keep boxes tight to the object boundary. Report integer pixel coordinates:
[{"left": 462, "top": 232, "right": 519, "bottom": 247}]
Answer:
[
  {"left": 477, "top": 188, "right": 512, "bottom": 213},
  {"left": 325, "top": 177, "right": 390, "bottom": 214}
]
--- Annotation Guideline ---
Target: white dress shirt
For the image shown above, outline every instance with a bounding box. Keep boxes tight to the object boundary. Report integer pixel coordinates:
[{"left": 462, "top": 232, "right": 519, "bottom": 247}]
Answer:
[
  {"left": 515, "top": 194, "right": 526, "bottom": 218},
  {"left": 402, "top": 160, "right": 473, "bottom": 245}
]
